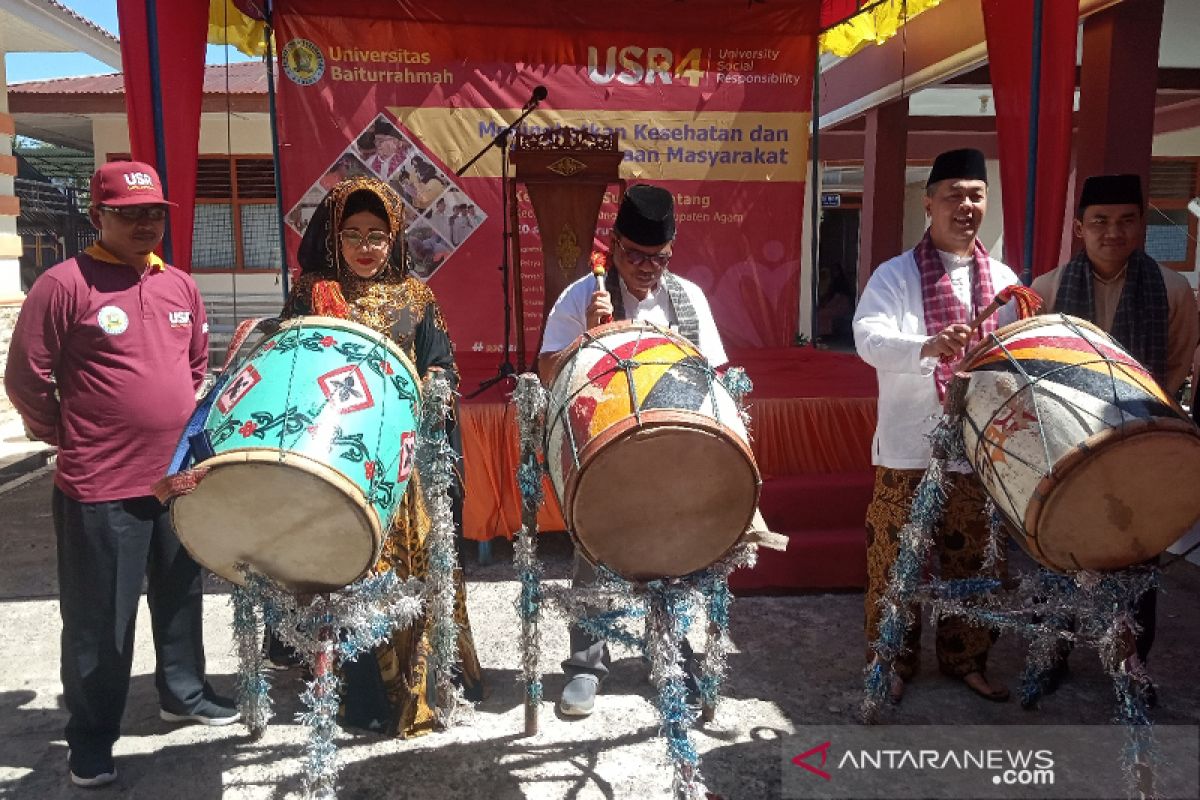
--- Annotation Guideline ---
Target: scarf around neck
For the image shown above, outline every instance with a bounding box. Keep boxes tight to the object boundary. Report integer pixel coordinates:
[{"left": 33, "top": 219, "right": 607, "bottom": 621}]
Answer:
[
  {"left": 913, "top": 229, "right": 997, "bottom": 398},
  {"left": 1053, "top": 248, "right": 1169, "bottom": 386}
]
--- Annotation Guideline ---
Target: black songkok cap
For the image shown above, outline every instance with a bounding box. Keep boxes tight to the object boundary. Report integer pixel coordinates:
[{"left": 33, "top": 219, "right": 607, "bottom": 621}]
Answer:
[
  {"left": 615, "top": 184, "right": 676, "bottom": 246},
  {"left": 926, "top": 148, "right": 988, "bottom": 187},
  {"left": 373, "top": 119, "right": 400, "bottom": 138},
  {"left": 1078, "top": 174, "right": 1144, "bottom": 213}
]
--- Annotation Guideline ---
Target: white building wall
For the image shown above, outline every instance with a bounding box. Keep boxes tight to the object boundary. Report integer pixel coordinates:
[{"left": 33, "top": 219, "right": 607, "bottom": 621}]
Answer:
[{"left": 0, "top": 56, "right": 21, "bottom": 303}]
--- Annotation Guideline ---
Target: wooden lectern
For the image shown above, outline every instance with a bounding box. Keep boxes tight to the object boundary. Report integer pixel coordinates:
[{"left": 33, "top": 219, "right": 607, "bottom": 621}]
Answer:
[{"left": 509, "top": 127, "right": 624, "bottom": 360}]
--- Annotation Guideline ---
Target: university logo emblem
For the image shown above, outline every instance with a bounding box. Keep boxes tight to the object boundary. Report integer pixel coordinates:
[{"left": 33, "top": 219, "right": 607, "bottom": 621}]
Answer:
[
  {"left": 97, "top": 305, "right": 129, "bottom": 335},
  {"left": 282, "top": 39, "right": 325, "bottom": 86}
]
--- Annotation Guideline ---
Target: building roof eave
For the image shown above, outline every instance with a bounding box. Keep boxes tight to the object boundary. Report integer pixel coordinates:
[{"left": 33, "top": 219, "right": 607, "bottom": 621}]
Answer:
[{"left": 1, "top": 0, "right": 121, "bottom": 67}]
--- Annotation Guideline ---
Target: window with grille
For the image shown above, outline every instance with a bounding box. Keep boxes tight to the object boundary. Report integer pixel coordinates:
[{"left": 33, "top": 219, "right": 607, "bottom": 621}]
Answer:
[
  {"left": 1146, "top": 158, "right": 1198, "bottom": 270},
  {"left": 191, "top": 156, "right": 282, "bottom": 271}
]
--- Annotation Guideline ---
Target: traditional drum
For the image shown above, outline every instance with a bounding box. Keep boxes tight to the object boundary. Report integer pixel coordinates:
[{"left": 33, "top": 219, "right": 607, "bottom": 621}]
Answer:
[
  {"left": 955, "top": 313, "right": 1200, "bottom": 572},
  {"left": 171, "top": 316, "right": 421, "bottom": 593},
  {"left": 544, "top": 320, "right": 760, "bottom": 581}
]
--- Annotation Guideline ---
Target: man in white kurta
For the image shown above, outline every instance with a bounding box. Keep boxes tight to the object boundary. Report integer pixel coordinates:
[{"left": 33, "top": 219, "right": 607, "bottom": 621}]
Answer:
[
  {"left": 538, "top": 185, "right": 728, "bottom": 718},
  {"left": 854, "top": 148, "right": 1019, "bottom": 704}
]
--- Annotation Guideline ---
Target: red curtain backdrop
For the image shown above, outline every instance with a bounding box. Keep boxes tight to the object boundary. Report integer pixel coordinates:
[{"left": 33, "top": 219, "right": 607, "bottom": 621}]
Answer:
[
  {"left": 820, "top": 0, "right": 867, "bottom": 29},
  {"left": 982, "top": 0, "right": 1079, "bottom": 279},
  {"left": 115, "top": 0, "right": 209, "bottom": 271}
]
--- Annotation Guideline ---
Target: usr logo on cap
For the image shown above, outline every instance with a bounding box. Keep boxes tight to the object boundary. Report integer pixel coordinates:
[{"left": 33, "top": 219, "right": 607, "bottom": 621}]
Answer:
[{"left": 91, "top": 160, "right": 177, "bottom": 208}]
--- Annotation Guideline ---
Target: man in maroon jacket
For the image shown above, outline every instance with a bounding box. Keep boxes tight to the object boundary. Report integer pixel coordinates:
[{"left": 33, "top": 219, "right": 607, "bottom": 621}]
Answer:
[{"left": 5, "top": 162, "right": 237, "bottom": 788}]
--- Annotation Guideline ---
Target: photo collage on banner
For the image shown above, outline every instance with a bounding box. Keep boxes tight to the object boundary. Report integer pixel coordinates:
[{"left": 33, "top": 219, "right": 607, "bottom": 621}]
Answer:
[{"left": 285, "top": 113, "right": 487, "bottom": 281}]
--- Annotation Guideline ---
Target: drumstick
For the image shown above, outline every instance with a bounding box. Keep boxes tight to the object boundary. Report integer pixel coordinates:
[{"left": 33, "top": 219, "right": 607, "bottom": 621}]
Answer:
[
  {"left": 968, "top": 284, "right": 1044, "bottom": 334},
  {"left": 593, "top": 263, "right": 612, "bottom": 325},
  {"left": 941, "top": 285, "right": 1044, "bottom": 366}
]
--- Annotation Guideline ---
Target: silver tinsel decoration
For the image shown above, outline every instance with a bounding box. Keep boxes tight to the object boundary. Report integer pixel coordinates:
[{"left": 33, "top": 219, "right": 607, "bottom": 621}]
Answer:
[
  {"left": 645, "top": 580, "right": 702, "bottom": 797},
  {"left": 231, "top": 586, "right": 272, "bottom": 738},
  {"left": 512, "top": 370, "right": 754, "bottom": 797},
  {"left": 513, "top": 375, "right": 547, "bottom": 732},
  {"left": 696, "top": 543, "right": 756, "bottom": 712},
  {"left": 981, "top": 499, "right": 1006, "bottom": 573},
  {"left": 863, "top": 398, "right": 1164, "bottom": 799},
  {"left": 417, "top": 372, "right": 467, "bottom": 726},
  {"left": 237, "top": 567, "right": 425, "bottom": 797}
]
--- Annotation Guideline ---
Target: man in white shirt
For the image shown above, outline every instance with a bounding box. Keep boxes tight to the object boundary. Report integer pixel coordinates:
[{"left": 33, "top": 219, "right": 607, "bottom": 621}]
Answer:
[
  {"left": 538, "top": 186, "right": 725, "bottom": 369},
  {"left": 853, "top": 148, "right": 1020, "bottom": 705},
  {"left": 538, "top": 185, "right": 728, "bottom": 718}
]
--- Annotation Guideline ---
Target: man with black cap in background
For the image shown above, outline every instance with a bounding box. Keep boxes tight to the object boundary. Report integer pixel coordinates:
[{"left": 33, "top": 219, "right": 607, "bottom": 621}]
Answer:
[
  {"left": 539, "top": 183, "right": 776, "bottom": 717},
  {"left": 1031, "top": 174, "right": 1198, "bottom": 700},
  {"left": 854, "top": 148, "right": 1020, "bottom": 705}
]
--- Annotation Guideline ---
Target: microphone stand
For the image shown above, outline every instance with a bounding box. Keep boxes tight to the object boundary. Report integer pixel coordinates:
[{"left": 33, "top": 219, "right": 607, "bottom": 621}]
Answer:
[{"left": 458, "top": 96, "right": 544, "bottom": 398}]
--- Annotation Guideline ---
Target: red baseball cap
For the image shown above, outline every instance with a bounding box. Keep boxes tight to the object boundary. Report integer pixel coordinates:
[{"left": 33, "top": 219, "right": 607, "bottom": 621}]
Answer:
[{"left": 90, "top": 161, "right": 177, "bottom": 207}]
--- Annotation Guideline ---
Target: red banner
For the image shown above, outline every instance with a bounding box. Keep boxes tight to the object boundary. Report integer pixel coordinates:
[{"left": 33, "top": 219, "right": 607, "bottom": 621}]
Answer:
[
  {"left": 272, "top": 0, "right": 818, "bottom": 359},
  {"left": 983, "top": 0, "right": 1079, "bottom": 279}
]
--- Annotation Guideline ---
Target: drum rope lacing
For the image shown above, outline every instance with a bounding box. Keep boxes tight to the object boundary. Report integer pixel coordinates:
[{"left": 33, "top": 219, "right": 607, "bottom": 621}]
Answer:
[
  {"left": 547, "top": 323, "right": 727, "bottom": 472},
  {"left": 961, "top": 316, "right": 1170, "bottom": 543},
  {"left": 264, "top": 319, "right": 418, "bottom": 523},
  {"left": 515, "top": 373, "right": 756, "bottom": 800}
]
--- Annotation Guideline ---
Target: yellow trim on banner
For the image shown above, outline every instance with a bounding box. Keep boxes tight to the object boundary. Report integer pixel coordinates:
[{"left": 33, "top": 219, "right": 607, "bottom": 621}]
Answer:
[
  {"left": 820, "top": 0, "right": 942, "bottom": 58},
  {"left": 387, "top": 107, "right": 809, "bottom": 183},
  {"left": 206, "top": 0, "right": 269, "bottom": 58}
]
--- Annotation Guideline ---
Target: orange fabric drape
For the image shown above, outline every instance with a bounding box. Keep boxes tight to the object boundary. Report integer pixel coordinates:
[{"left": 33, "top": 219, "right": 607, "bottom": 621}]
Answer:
[
  {"left": 460, "top": 404, "right": 566, "bottom": 542},
  {"left": 459, "top": 397, "right": 877, "bottom": 542}
]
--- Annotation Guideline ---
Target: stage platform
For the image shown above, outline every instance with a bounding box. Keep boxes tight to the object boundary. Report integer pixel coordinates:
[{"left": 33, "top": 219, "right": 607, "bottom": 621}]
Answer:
[{"left": 454, "top": 347, "right": 878, "bottom": 592}]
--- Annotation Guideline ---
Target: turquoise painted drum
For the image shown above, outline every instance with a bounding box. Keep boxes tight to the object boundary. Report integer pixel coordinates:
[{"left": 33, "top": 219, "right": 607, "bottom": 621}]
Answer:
[{"left": 171, "top": 315, "right": 422, "bottom": 593}]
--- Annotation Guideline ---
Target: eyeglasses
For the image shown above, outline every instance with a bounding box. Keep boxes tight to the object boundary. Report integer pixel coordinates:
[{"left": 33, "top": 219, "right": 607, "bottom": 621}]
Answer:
[
  {"left": 100, "top": 205, "right": 168, "bottom": 222},
  {"left": 339, "top": 230, "right": 392, "bottom": 250},
  {"left": 614, "top": 237, "right": 671, "bottom": 269}
]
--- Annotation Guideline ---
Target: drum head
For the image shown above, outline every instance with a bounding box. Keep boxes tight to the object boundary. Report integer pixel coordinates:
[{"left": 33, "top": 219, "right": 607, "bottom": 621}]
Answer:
[
  {"left": 571, "top": 421, "right": 759, "bottom": 581},
  {"left": 1030, "top": 426, "right": 1200, "bottom": 571},
  {"left": 172, "top": 451, "right": 382, "bottom": 593}
]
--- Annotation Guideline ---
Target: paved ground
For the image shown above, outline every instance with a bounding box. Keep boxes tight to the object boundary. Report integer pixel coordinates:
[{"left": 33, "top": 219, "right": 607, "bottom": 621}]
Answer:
[{"left": 0, "top": 471, "right": 1197, "bottom": 799}]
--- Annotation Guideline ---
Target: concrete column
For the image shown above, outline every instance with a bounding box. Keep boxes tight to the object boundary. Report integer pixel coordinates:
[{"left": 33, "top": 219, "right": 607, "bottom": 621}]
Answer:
[
  {"left": 1075, "top": 0, "right": 1164, "bottom": 205},
  {"left": 857, "top": 97, "right": 910, "bottom": 292},
  {"left": 0, "top": 54, "right": 22, "bottom": 305}
]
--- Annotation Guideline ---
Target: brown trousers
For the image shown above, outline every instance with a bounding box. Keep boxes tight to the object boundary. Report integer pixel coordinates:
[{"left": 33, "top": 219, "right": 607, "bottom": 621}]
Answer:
[{"left": 864, "top": 466, "right": 1007, "bottom": 680}]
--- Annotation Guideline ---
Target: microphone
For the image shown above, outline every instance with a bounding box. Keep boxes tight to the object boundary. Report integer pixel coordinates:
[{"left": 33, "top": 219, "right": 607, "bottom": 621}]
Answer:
[
  {"left": 592, "top": 263, "right": 611, "bottom": 325},
  {"left": 524, "top": 85, "right": 548, "bottom": 110}
]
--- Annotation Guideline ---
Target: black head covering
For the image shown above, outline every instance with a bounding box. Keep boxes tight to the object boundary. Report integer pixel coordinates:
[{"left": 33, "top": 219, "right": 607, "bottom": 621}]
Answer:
[
  {"left": 1078, "top": 174, "right": 1144, "bottom": 214},
  {"left": 927, "top": 148, "right": 988, "bottom": 187},
  {"left": 296, "top": 175, "right": 408, "bottom": 278},
  {"left": 356, "top": 121, "right": 402, "bottom": 153},
  {"left": 615, "top": 184, "right": 676, "bottom": 246},
  {"left": 373, "top": 119, "right": 401, "bottom": 140}
]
